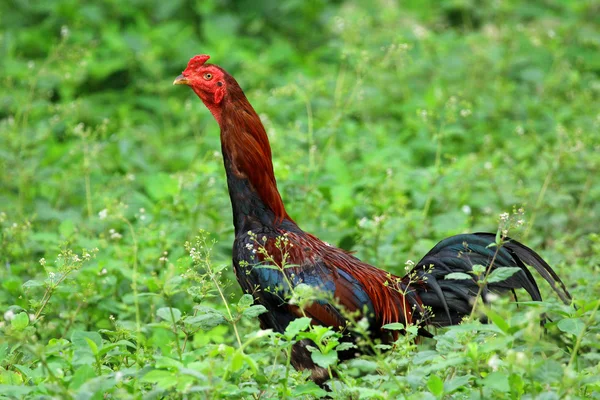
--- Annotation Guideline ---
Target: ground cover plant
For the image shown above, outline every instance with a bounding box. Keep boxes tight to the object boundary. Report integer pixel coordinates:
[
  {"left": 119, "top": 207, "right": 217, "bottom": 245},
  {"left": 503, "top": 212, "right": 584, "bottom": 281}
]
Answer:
[{"left": 1, "top": 0, "right": 599, "bottom": 398}]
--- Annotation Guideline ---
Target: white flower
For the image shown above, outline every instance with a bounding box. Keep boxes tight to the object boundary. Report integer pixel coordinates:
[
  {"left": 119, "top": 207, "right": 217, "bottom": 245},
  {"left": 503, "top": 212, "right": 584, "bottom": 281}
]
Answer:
[
  {"left": 515, "top": 125, "right": 524, "bottom": 135},
  {"left": 98, "top": 209, "right": 108, "bottom": 220},
  {"left": 485, "top": 292, "right": 499, "bottom": 302},
  {"left": 461, "top": 205, "right": 472, "bottom": 215},
  {"left": 499, "top": 212, "right": 510, "bottom": 221},
  {"left": 488, "top": 354, "right": 501, "bottom": 371},
  {"left": 4, "top": 310, "right": 15, "bottom": 321}
]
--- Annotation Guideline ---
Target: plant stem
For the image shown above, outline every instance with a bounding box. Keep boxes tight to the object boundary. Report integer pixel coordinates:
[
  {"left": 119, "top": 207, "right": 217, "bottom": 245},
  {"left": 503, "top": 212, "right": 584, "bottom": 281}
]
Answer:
[
  {"left": 567, "top": 299, "right": 600, "bottom": 369},
  {"left": 120, "top": 217, "right": 142, "bottom": 357},
  {"left": 168, "top": 304, "right": 183, "bottom": 361},
  {"left": 469, "top": 241, "right": 502, "bottom": 320},
  {"left": 208, "top": 267, "right": 242, "bottom": 348}
]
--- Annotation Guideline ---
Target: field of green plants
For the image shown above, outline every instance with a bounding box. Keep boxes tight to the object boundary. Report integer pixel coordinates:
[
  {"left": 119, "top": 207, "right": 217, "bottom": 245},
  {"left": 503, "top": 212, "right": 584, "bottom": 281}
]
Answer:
[{"left": 1, "top": 0, "right": 599, "bottom": 398}]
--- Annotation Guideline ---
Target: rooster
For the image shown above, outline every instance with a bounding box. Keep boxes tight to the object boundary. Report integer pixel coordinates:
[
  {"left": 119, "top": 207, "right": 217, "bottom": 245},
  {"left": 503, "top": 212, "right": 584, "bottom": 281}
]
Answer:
[{"left": 173, "top": 55, "right": 572, "bottom": 383}]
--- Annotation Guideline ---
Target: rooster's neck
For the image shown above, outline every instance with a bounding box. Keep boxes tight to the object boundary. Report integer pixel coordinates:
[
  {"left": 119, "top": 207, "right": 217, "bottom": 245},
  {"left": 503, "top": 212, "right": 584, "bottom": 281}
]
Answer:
[{"left": 219, "top": 95, "right": 291, "bottom": 234}]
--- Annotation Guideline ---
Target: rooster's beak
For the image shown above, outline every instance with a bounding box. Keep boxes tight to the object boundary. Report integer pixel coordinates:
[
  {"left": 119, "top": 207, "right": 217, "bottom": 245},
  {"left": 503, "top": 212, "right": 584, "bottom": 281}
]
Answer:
[{"left": 173, "top": 74, "right": 189, "bottom": 85}]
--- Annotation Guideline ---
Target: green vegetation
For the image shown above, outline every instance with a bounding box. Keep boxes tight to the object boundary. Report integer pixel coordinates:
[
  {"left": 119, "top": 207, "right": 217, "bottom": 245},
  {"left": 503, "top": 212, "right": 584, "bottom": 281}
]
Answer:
[{"left": 1, "top": 0, "right": 599, "bottom": 398}]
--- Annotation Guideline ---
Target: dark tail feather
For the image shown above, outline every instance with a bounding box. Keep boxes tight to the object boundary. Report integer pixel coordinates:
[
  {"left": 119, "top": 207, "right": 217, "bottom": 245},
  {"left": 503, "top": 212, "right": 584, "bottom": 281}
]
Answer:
[
  {"left": 500, "top": 236, "right": 572, "bottom": 304},
  {"left": 412, "top": 232, "right": 572, "bottom": 327}
]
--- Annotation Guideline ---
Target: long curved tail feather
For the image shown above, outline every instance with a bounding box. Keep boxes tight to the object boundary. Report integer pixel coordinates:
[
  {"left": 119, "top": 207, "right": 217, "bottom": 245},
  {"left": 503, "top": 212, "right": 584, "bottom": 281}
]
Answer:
[{"left": 412, "top": 233, "right": 572, "bottom": 326}]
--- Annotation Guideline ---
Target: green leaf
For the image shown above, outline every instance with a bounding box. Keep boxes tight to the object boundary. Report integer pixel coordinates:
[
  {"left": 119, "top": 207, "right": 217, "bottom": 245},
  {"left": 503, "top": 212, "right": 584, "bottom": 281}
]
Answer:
[
  {"left": 230, "top": 351, "right": 245, "bottom": 372},
  {"left": 482, "top": 371, "right": 509, "bottom": 392},
  {"left": 285, "top": 317, "right": 312, "bottom": 339},
  {"left": 69, "top": 364, "right": 96, "bottom": 390},
  {"left": 487, "top": 267, "right": 521, "bottom": 283},
  {"left": 427, "top": 374, "right": 444, "bottom": 396},
  {"left": 336, "top": 342, "right": 356, "bottom": 351},
  {"left": 84, "top": 337, "right": 99, "bottom": 355},
  {"left": 557, "top": 318, "right": 585, "bottom": 336},
  {"left": 444, "top": 375, "right": 473, "bottom": 393},
  {"left": 445, "top": 272, "right": 472, "bottom": 280},
  {"left": 472, "top": 264, "right": 486, "bottom": 275},
  {"left": 11, "top": 312, "right": 29, "bottom": 331},
  {"left": 311, "top": 349, "right": 338, "bottom": 369},
  {"left": 534, "top": 360, "right": 564, "bottom": 384},
  {"left": 184, "top": 307, "right": 226, "bottom": 330},
  {"left": 22, "top": 280, "right": 44, "bottom": 288},
  {"left": 0, "top": 344, "right": 8, "bottom": 361},
  {"left": 382, "top": 322, "right": 405, "bottom": 330},
  {"left": 141, "top": 370, "right": 177, "bottom": 390},
  {"left": 242, "top": 305, "right": 267, "bottom": 318},
  {"left": 12, "top": 365, "right": 35, "bottom": 382},
  {"left": 157, "top": 307, "right": 181, "bottom": 323},
  {"left": 237, "top": 293, "right": 254, "bottom": 309},
  {"left": 486, "top": 309, "right": 510, "bottom": 333},
  {"left": 509, "top": 373, "right": 524, "bottom": 397},
  {"left": 292, "top": 382, "right": 328, "bottom": 398},
  {"left": 59, "top": 219, "right": 75, "bottom": 238},
  {"left": 0, "top": 385, "right": 31, "bottom": 396},
  {"left": 144, "top": 173, "right": 179, "bottom": 201},
  {"left": 71, "top": 331, "right": 103, "bottom": 352}
]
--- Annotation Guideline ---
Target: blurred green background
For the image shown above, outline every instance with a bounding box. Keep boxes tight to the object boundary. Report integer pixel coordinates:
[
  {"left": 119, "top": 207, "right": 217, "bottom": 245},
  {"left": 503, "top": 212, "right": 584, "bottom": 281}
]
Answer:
[{"left": 1, "top": 0, "right": 599, "bottom": 397}]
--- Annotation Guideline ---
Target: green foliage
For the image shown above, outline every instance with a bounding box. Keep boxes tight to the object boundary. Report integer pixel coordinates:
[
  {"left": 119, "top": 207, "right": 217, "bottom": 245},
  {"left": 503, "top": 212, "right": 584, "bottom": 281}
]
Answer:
[{"left": 1, "top": 0, "right": 599, "bottom": 398}]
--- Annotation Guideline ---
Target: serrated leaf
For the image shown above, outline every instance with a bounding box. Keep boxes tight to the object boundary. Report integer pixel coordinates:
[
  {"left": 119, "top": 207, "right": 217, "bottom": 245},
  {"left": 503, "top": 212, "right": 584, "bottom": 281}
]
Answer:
[
  {"left": 444, "top": 375, "right": 472, "bottom": 393},
  {"left": 11, "top": 312, "right": 29, "bottom": 331},
  {"left": 487, "top": 267, "right": 521, "bottom": 283},
  {"left": 71, "top": 331, "right": 103, "bottom": 352},
  {"left": 242, "top": 305, "right": 267, "bottom": 318},
  {"left": 445, "top": 272, "right": 472, "bottom": 280},
  {"left": 237, "top": 294, "right": 254, "bottom": 309},
  {"left": 22, "top": 280, "right": 44, "bottom": 288},
  {"left": 292, "top": 382, "right": 328, "bottom": 397},
  {"left": 69, "top": 364, "right": 96, "bottom": 390},
  {"left": 427, "top": 374, "right": 444, "bottom": 396},
  {"left": 141, "top": 370, "right": 177, "bottom": 390},
  {"left": 157, "top": 307, "right": 181, "bottom": 323},
  {"left": 285, "top": 317, "right": 311, "bottom": 339},
  {"left": 557, "top": 318, "right": 585, "bottom": 336},
  {"left": 472, "top": 264, "right": 486, "bottom": 275},
  {"left": 482, "top": 371, "right": 509, "bottom": 392},
  {"left": 184, "top": 307, "right": 226, "bottom": 330},
  {"left": 382, "top": 322, "right": 405, "bottom": 330},
  {"left": 310, "top": 349, "right": 338, "bottom": 369},
  {"left": 336, "top": 342, "right": 356, "bottom": 351}
]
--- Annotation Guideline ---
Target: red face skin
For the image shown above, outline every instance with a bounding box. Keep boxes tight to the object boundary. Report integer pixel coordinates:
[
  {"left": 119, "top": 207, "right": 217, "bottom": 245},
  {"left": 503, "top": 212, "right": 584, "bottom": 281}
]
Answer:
[{"left": 173, "top": 55, "right": 227, "bottom": 124}]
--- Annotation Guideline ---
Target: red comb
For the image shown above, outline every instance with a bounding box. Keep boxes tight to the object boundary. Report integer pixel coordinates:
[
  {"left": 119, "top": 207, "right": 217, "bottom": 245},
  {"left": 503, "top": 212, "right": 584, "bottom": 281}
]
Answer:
[{"left": 184, "top": 54, "right": 210, "bottom": 74}]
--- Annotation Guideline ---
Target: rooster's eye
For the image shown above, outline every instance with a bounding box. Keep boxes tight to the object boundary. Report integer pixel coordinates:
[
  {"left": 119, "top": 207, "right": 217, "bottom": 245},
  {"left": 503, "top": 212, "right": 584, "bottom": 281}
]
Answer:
[{"left": 203, "top": 73, "right": 213, "bottom": 80}]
